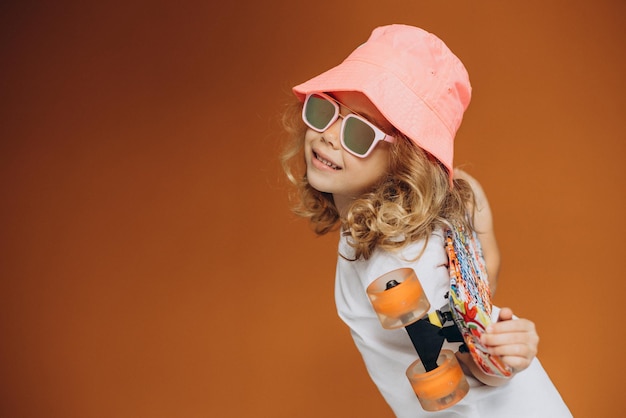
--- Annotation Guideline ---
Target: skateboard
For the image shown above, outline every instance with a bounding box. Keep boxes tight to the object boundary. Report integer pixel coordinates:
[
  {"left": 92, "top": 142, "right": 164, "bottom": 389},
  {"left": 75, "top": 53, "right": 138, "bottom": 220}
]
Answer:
[{"left": 366, "top": 223, "right": 512, "bottom": 411}]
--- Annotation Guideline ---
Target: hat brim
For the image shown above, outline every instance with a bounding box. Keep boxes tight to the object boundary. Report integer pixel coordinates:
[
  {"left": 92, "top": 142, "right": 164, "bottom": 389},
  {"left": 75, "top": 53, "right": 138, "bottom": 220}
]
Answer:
[{"left": 293, "top": 58, "right": 454, "bottom": 175}]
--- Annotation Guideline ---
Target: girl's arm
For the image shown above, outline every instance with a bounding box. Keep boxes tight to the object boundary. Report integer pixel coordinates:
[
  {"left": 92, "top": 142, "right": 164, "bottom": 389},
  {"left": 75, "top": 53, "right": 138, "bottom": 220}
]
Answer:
[{"left": 454, "top": 169, "right": 500, "bottom": 294}]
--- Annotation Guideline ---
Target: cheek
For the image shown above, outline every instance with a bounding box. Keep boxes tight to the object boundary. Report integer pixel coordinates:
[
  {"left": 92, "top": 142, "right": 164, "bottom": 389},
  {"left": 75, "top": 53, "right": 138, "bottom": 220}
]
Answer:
[
  {"left": 371, "top": 145, "right": 392, "bottom": 174},
  {"left": 363, "top": 155, "right": 391, "bottom": 186},
  {"left": 304, "top": 128, "right": 317, "bottom": 143},
  {"left": 303, "top": 130, "right": 316, "bottom": 154},
  {"left": 347, "top": 149, "right": 390, "bottom": 175},
  {"left": 344, "top": 155, "right": 390, "bottom": 191}
]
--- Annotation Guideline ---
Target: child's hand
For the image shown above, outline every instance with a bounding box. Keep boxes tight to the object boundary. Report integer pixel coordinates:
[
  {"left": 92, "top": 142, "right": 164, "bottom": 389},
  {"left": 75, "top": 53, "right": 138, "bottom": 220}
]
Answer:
[{"left": 481, "top": 307, "right": 539, "bottom": 374}]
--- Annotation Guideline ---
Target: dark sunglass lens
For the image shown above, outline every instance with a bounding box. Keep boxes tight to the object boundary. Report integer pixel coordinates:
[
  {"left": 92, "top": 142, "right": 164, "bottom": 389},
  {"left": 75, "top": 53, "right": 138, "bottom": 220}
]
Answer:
[
  {"left": 304, "top": 95, "right": 336, "bottom": 130},
  {"left": 343, "top": 117, "right": 376, "bottom": 156}
]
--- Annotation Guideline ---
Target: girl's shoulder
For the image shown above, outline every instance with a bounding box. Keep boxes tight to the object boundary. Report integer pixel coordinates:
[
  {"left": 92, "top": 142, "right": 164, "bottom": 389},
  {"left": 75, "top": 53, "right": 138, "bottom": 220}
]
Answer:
[
  {"left": 454, "top": 168, "right": 500, "bottom": 287},
  {"left": 454, "top": 168, "right": 488, "bottom": 208}
]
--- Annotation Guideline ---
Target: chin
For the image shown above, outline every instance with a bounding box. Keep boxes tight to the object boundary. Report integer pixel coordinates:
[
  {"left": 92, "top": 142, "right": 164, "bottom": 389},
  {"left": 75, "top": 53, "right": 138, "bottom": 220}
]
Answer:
[{"left": 305, "top": 171, "right": 331, "bottom": 195}]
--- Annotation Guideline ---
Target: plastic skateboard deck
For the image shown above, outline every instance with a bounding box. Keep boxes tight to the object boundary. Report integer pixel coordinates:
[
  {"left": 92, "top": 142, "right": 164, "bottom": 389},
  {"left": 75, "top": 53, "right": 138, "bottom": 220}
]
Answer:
[{"left": 445, "top": 224, "right": 512, "bottom": 377}]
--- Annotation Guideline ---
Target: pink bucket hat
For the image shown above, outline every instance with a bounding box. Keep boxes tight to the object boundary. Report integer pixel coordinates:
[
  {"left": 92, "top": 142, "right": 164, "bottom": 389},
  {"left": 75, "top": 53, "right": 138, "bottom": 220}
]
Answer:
[{"left": 293, "top": 24, "right": 471, "bottom": 181}]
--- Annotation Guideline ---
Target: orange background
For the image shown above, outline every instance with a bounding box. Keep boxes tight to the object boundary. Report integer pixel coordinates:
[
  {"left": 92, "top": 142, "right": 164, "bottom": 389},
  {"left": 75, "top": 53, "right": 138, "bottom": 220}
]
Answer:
[{"left": 1, "top": 1, "right": 624, "bottom": 417}]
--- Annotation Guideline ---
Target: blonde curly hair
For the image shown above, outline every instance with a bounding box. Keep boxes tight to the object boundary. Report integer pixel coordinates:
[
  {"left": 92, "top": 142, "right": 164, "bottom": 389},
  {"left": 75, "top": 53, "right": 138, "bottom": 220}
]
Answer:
[{"left": 281, "top": 100, "right": 475, "bottom": 260}]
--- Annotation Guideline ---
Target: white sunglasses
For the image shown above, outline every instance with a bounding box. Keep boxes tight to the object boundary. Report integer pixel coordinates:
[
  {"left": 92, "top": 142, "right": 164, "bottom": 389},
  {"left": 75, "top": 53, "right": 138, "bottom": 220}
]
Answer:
[{"left": 302, "top": 92, "right": 395, "bottom": 158}]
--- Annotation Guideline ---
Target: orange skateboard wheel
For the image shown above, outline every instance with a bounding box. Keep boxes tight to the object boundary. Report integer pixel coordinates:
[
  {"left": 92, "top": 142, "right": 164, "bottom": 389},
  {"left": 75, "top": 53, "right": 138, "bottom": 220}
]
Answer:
[
  {"left": 406, "top": 350, "right": 469, "bottom": 411},
  {"left": 366, "top": 268, "right": 430, "bottom": 329}
]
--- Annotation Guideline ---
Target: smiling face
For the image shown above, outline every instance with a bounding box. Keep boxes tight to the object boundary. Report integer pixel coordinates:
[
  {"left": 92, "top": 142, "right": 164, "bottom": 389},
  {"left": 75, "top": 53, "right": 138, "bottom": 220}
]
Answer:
[{"left": 304, "top": 91, "right": 394, "bottom": 214}]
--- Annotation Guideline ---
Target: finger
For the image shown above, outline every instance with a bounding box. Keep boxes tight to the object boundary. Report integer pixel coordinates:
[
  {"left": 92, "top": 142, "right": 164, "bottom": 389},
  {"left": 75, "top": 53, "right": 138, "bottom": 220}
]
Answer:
[
  {"left": 482, "top": 330, "right": 539, "bottom": 348},
  {"left": 487, "top": 345, "right": 537, "bottom": 374},
  {"left": 487, "top": 338, "right": 537, "bottom": 358},
  {"left": 498, "top": 307, "right": 514, "bottom": 322},
  {"left": 499, "top": 354, "right": 533, "bottom": 372},
  {"left": 487, "top": 318, "right": 536, "bottom": 335}
]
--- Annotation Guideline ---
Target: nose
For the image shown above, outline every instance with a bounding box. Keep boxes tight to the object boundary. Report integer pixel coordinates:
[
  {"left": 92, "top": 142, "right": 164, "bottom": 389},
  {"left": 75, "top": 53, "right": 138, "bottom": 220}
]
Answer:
[{"left": 321, "top": 116, "right": 343, "bottom": 149}]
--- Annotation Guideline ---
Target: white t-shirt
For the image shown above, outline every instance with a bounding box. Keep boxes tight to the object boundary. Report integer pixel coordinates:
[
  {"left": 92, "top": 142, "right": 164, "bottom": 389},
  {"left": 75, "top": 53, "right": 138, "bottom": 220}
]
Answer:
[{"left": 335, "top": 230, "right": 572, "bottom": 417}]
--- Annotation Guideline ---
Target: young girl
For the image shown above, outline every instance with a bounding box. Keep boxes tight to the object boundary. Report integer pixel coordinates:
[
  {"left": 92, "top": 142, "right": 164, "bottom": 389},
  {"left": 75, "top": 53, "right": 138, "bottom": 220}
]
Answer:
[{"left": 282, "top": 24, "right": 571, "bottom": 417}]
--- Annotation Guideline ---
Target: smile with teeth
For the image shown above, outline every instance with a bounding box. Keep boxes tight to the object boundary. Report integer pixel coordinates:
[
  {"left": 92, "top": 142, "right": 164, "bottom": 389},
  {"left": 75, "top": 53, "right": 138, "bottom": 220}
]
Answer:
[{"left": 314, "top": 151, "right": 341, "bottom": 170}]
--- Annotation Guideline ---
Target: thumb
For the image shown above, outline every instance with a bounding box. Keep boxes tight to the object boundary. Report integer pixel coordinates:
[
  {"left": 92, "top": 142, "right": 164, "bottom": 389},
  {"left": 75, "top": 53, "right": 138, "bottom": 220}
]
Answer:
[{"left": 498, "top": 307, "right": 514, "bottom": 322}]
